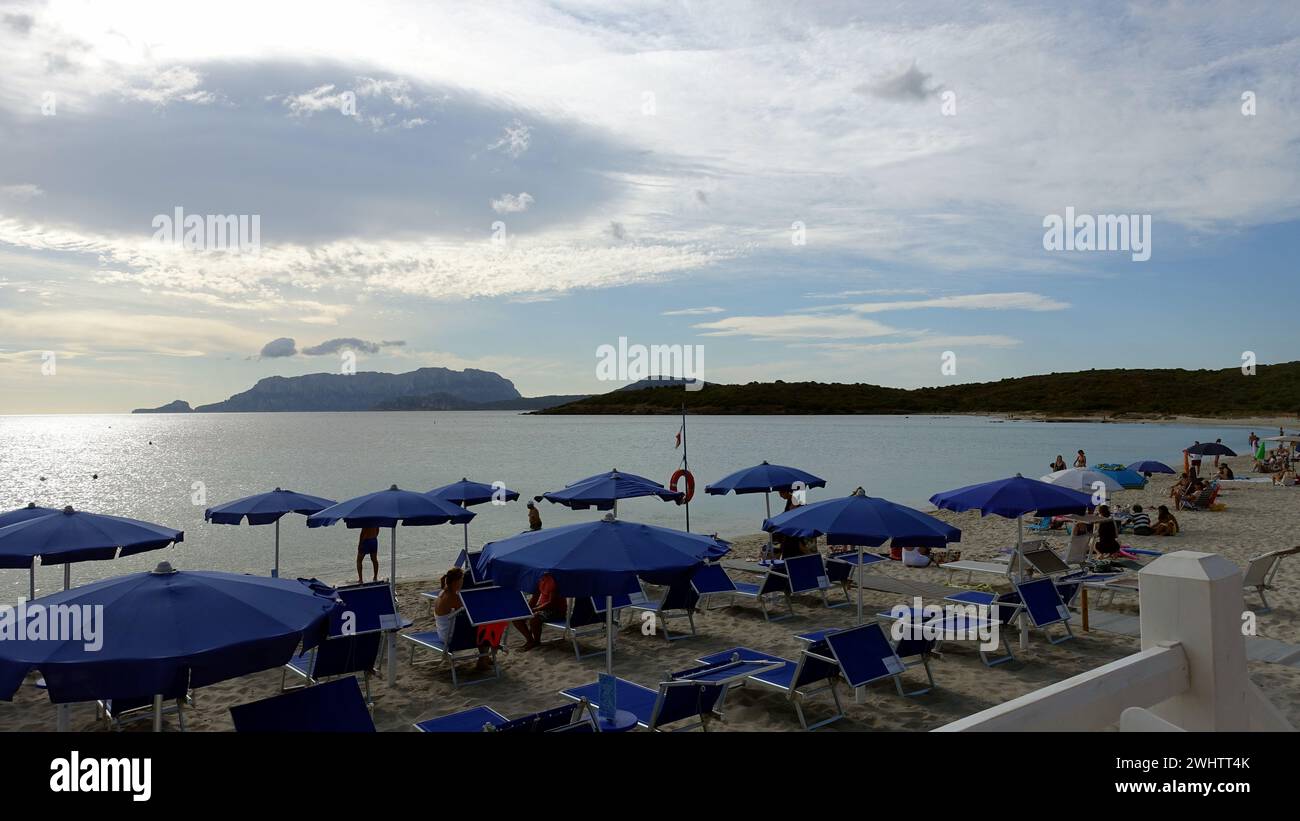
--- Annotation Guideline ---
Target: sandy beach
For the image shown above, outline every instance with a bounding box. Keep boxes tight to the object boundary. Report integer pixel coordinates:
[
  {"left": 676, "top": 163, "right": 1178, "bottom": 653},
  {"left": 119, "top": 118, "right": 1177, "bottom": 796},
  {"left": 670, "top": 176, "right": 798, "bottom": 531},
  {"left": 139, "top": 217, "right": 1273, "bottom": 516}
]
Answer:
[{"left": 4, "top": 455, "right": 1297, "bottom": 732}]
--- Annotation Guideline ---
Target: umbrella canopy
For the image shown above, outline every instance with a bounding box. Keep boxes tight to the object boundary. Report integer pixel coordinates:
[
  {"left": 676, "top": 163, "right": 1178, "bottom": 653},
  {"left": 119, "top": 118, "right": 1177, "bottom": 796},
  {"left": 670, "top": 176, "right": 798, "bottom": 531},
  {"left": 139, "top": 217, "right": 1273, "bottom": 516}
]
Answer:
[
  {"left": 429, "top": 478, "right": 521, "bottom": 507},
  {"left": 1186, "top": 442, "right": 1236, "bottom": 457},
  {"left": 0, "top": 505, "right": 182, "bottom": 570},
  {"left": 763, "top": 493, "right": 960, "bottom": 623},
  {"left": 705, "top": 461, "right": 827, "bottom": 495},
  {"left": 1262, "top": 435, "right": 1300, "bottom": 444},
  {"left": 205, "top": 488, "right": 337, "bottom": 578},
  {"left": 1093, "top": 466, "right": 1148, "bottom": 489},
  {"left": 930, "top": 475, "right": 1093, "bottom": 518},
  {"left": 1126, "top": 460, "right": 1175, "bottom": 475},
  {"left": 478, "top": 516, "right": 729, "bottom": 597},
  {"left": 1040, "top": 468, "right": 1124, "bottom": 493},
  {"left": 0, "top": 562, "right": 340, "bottom": 703},
  {"left": 541, "top": 469, "right": 682, "bottom": 511},
  {"left": 479, "top": 516, "right": 729, "bottom": 673},
  {"left": 307, "top": 485, "right": 474, "bottom": 529},
  {"left": 205, "top": 488, "right": 337, "bottom": 525},
  {"left": 0, "top": 503, "right": 61, "bottom": 528}
]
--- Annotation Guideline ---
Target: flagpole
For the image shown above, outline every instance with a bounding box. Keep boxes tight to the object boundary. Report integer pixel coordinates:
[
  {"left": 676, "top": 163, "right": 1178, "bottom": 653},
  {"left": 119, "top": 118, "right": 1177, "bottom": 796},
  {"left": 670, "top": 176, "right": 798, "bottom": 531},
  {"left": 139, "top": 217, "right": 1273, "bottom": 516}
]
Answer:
[{"left": 681, "top": 402, "right": 691, "bottom": 532}]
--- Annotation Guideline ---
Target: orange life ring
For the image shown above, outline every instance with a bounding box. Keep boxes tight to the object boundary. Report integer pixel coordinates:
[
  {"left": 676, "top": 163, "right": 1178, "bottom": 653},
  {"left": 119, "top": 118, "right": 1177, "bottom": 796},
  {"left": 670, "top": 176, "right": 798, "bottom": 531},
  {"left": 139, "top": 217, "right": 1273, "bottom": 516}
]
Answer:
[{"left": 669, "top": 469, "right": 695, "bottom": 505}]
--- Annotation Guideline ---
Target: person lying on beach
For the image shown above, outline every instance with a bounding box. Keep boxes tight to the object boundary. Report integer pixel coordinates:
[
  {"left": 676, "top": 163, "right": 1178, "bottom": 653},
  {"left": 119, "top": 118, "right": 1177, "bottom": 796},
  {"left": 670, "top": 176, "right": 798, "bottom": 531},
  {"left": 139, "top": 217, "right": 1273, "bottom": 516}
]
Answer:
[
  {"left": 434, "top": 568, "right": 493, "bottom": 671},
  {"left": 1152, "top": 505, "right": 1179, "bottom": 536},
  {"left": 1093, "top": 505, "right": 1122, "bottom": 556},
  {"left": 513, "top": 572, "right": 566, "bottom": 651},
  {"left": 1050, "top": 455, "right": 1067, "bottom": 471},
  {"left": 356, "top": 526, "right": 381, "bottom": 584}
]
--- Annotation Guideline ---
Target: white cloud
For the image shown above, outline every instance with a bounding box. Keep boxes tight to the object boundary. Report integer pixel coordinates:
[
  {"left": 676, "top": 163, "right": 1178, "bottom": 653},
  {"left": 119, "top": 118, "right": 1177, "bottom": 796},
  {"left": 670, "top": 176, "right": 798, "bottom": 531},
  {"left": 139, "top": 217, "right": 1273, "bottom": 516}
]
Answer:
[
  {"left": 487, "top": 118, "right": 531, "bottom": 158},
  {"left": 695, "top": 313, "right": 901, "bottom": 341},
  {"left": 847, "top": 293, "right": 1070, "bottom": 314},
  {"left": 491, "top": 192, "right": 534, "bottom": 214},
  {"left": 0, "top": 184, "right": 44, "bottom": 200},
  {"left": 662, "top": 306, "right": 724, "bottom": 316}
]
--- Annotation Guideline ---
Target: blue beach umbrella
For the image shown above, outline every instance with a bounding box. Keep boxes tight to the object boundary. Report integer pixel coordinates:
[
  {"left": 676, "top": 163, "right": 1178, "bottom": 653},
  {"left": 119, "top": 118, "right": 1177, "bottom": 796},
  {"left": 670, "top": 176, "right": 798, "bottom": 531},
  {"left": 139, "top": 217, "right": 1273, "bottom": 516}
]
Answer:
[
  {"left": 428, "top": 477, "right": 521, "bottom": 552},
  {"left": 707, "top": 461, "right": 827, "bottom": 558},
  {"left": 479, "top": 516, "right": 729, "bottom": 673},
  {"left": 0, "top": 562, "right": 340, "bottom": 730},
  {"left": 930, "top": 475, "right": 1091, "bottom": 650},
  {"left": 0, "top": 505, "right": 183, "bottom": 599},
  {"left": 763, "top": 492, "right": 961, "bottom": 623},
  {"left": 0, "top": 503, "right": 61, "bottom": 528},
  {"left": 308, "top": 485, "right": 472, "bottom": 683},
  {"left": 541, "top": 469, "right": 682, "bottom": 515},
  {"left": 205, "top": 488, "right": 337, "bottom": 578},
  {"left": 1093, "top": 466, "right": 1147, "bottom": 489},
  {"left": 1126, "top": 460, "right": 1175, "bottom": 476}
]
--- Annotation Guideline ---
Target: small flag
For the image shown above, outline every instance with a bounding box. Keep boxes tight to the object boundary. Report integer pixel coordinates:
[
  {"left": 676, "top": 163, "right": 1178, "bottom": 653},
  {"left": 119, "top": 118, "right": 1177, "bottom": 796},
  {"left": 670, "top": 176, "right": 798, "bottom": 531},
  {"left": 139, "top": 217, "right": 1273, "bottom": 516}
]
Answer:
[{"left": 674, "top": 426, "right": 683, "bottom": 449}]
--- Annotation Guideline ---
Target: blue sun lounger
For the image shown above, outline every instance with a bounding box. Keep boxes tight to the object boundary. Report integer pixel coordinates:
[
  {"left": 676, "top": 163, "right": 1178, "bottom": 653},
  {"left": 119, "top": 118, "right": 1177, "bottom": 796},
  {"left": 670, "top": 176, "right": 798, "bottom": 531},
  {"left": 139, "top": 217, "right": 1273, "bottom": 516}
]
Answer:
[
  {"left": 283, "top": 581, "right": 390, "bottom": 702},
  {"left": 796, "top": 622, "right": 933, "bottom": 696},
  {"left": 421, "top": 548, "right": 496, "bottom": 611},
  {"left": 784, "top": 553, "right": 848, "bottom": 608},
  {"left": 560, "top": 676, "right": 726, "bottom": 732},
  {"left": 627, "top": 580, "right": 700, "bottom": 640},
  {"left": 695, "top": 645, "right": 844, "bottom": 730},
  {"left": 691, "top": 562, "right": 741, "bottom": 610},
  {"left": 402, "top": 586, "right": 532, "bottom": 687},
  {"left": 231, "top": 676, "right": 375, "bottom": 732},
  {"left": 414, "top": 705, "right": 509, "bottom": 732},
  {"left": 875, "top": 606, "right": 1013, "bottom": 667},
  {"left": 945, "top": 576, "right": 1073, "bottom": 645},
  {"left": 826, "top": 550, "right": 886, "bottom": 600},
  {"left": 732, "top": 566, "right": 794, "bottom": 622}
]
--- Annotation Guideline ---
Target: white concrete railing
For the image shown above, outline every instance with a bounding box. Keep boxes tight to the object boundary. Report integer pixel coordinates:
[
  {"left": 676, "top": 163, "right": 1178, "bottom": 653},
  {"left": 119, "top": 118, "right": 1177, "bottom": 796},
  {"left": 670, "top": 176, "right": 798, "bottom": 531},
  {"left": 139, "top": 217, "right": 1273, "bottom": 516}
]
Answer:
[{"left": 934, "top": 551, "right": 1294, "bottom": 732}]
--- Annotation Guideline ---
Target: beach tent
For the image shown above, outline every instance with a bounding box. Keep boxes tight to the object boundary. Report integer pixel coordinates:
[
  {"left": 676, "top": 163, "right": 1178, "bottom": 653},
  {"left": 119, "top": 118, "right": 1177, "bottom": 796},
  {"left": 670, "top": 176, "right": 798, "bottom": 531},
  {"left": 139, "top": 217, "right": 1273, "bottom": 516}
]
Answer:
[
  {"left": 0, "top": 505, "right": 182, "bottom": 599},
  {"left": 478, "top": 516, "right": 728, "bottom": 673},
  {"left": 1093, "top": 466, "right": 1148, "bottom": 489},
  {"left": 763, "top": 491, "right": 960, "bottom": 623},
  {"left": 205, "top": 487, "right": 336, "bottom": 578},
  {"left": 706, "top": 462, "right": 827, "bottom": 558},
  {"left": 930, "top": 476, "right": 1091, "bottom": 650},
  {"left": 541, "top": 469, "right": 682, "bottom": 515},
  {"left": 429, "top": 478, "right": 521, "bottom": 552},
  {"left": 307, "top": 485, "right": 472, "bottom": 682},
  {"left": 0, "top": 562, "right": 339, "bottom": 731}
]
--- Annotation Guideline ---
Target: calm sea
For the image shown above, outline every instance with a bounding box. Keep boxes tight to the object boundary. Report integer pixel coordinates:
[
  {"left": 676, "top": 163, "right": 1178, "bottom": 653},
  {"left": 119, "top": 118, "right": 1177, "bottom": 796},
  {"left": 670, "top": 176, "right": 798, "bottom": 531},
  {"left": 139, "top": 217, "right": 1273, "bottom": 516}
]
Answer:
[{"left": 0, "top": 412, "right": 1255, "bottom": 600}]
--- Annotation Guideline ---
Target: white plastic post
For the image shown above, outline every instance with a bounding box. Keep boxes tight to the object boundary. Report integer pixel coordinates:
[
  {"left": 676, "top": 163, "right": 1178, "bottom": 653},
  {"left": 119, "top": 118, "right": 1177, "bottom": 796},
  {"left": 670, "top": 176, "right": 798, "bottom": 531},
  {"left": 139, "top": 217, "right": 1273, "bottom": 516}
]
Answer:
[
  {"left": 1139, "top": 551, "right": 1250, "bottom": 730},
  {"left": 153, "top": 694, "right": 163, "bottom": 732},
  {"left": 605, "top": 595, "right": 614, "bottom": 675},
  {"left": 273, "top": 518, "right": 280, "bottom": 578},
  {"left": 387, "top": 527, "right": 398, "bottom": 685}
]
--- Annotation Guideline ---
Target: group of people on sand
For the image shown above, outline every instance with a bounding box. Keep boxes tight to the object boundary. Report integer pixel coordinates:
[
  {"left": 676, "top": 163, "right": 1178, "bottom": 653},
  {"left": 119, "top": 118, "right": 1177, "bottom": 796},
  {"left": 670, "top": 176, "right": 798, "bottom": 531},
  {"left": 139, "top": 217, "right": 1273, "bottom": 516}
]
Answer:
[{"left": 430, "top": 564, "right": 566, "bottom": 669}]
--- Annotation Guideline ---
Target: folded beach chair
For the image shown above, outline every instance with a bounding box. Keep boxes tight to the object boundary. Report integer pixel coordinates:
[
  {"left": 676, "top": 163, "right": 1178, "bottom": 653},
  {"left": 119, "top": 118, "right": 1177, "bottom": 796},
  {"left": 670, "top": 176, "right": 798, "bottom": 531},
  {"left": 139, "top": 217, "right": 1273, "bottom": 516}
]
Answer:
[
  {"left": 694, "top": 645, "right": 843, "bottom": 730},
  {"left": 414, "top": 705, "right": 509, "bottom": 732},
  {"left": 403, "top": 586, "right": 530, "bottom": 686},
  {"left": 231, "top": 676, "right": 375, "bottom": 732},
  {"left": 627, "top": 579, "right": 700, "bottom": 640},
  {"left": 731, "top": 565, "right": 794, "bottom": 621},
  {"left": 784, "top": 553, "right": 848, "bottom": 608},
  {"left": 798, "top": 621, "right": 934, "bottom": 696},
  {"left": 1178, "top": 484, "right": 1220, "bottom": 511},
  {"left": 1009, "top": 576, "right": 1074, "bottom": 644},
  {"left": 1242, "top": 547, "right": 1300, "bottom": 613}
]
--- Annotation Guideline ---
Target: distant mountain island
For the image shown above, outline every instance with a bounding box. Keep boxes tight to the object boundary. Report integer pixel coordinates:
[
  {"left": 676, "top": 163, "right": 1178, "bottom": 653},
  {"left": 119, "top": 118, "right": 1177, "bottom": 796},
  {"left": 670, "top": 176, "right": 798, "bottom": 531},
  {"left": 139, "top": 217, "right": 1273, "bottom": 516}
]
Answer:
[
  {"left": 539, "top": 362, "right": 1300, "bottom": 417},
  {"left": 132, "top": 367, "right": 586, "bottom": 413}
]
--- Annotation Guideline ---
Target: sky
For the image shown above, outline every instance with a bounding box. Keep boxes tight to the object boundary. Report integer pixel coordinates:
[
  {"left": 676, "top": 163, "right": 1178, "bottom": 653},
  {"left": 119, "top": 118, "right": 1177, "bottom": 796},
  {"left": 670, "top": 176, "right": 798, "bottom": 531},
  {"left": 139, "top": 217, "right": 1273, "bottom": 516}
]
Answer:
[{"left": 1, "top": 0, "right": 1298, "bottom": 413}]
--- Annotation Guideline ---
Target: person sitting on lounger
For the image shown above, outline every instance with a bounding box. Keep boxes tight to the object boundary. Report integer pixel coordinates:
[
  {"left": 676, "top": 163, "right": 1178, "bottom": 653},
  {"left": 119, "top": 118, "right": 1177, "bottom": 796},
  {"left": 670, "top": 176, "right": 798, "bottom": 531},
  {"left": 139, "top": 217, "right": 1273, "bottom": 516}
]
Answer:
[
  {"left": 1153, "top": 505, "right": 1179, "bottom": 536},
  {"left": 1094, "top": 505, "right": 1122, "bottom": 556},
  {"left": 1274, "top": 468, "right": 1298, "bottom": 487},
  {"left": 434, "top": 567, "right": 493, "bottom": 670},
  {"left": 514, "top": 572, "right": 566, "bottom": 652}
]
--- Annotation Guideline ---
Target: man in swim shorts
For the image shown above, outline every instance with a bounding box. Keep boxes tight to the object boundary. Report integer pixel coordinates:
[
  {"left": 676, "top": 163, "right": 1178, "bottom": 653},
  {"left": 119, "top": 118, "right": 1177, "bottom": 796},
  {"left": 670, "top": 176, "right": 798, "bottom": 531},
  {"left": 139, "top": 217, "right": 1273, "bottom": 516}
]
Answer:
[{"left": 357, "top": 525, "right": 381, "bottom": 583}]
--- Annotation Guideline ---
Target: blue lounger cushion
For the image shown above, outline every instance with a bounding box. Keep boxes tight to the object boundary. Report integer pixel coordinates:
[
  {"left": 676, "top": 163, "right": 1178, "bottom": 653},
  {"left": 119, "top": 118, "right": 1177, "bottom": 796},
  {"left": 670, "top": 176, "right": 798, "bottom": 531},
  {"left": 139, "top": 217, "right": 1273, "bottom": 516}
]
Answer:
[
  {"left": 414, "top": 705, "right": 508, "bottom": 732},
  {"left": 945, "top": 590, "right": 995, "bottom": 606}
]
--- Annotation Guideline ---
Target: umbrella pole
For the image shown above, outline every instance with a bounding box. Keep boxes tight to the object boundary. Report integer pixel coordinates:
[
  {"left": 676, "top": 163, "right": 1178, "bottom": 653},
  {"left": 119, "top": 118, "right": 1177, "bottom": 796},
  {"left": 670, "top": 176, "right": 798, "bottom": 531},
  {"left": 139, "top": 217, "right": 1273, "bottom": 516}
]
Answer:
[
  {"left": 856, "top": 544, "right": 864, "bottom": 625},
  {"left": 153, "top": 694, "right": 163, "bottom": 732},
  {"left": 463, "top": 522, "right": 469, "bottom": 552},
  {"left": 606, "top": 595, "right": 614, "bottom": 675},
  {"left": 1017, "top": 515, "right": 1028, "bottom": 651},
  {"left": 56, "top": 704, "right": 68, "bottom": 732},
  {"left": 764, "top": 492, "right": 773, "bottom": 561},
  {"left": 29, "top": 561, "right": 35, "bottom": 600},
  {"left": 388, "top": 527, "right": 398, "bottom": 686},
  {"left": 273, "top": 519, "right": 280, "bottom": 579},
  {"left": 63, "top": 564, "right": 70, "bottom": 591}
]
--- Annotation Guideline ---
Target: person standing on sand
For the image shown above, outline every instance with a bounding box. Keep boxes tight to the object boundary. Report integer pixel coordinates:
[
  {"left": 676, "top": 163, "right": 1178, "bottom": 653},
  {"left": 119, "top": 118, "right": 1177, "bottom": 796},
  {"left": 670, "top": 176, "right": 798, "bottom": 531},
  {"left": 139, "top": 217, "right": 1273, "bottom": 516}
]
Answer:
[
  {"left": 527, "top": 501, "right": 542, "bottom": 531},
  {"left": 1249, "top": 432, "right": 1259, "bottom": 450},
  {"left": 1074, "top": 450, "right": 1087, "bottom": 468},
  {"left": 356, "top": 525, "right": 380, "bottom": 583}
]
